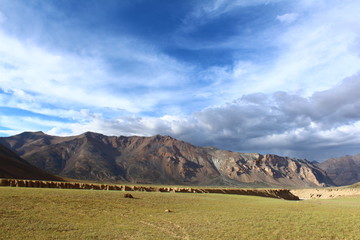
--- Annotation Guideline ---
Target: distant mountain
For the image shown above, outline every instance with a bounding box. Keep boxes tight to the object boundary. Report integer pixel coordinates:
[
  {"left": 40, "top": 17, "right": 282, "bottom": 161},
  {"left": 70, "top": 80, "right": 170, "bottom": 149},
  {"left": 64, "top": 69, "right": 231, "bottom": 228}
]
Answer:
[
  {"left": 0, "top": 131, "right": 334, "bottom": 187},
  {"left": 0, "top": 142, "right": 63, "bottom": 181},
  {"left": 318, "top": 154, "right": 360, "bottom": 186}
]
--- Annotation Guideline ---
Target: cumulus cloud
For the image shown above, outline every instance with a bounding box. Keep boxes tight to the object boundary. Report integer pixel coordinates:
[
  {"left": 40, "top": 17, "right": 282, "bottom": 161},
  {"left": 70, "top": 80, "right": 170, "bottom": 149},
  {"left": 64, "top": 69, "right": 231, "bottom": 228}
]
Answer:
[
  {"left": 20, "top": 74, "right": 356, "bottom": 161},
  {"left": 4, "top": 74, "right": 360, "bottom": 161},
  {"left": 193, "top": 74, "right": 360, "bottom": 150}
]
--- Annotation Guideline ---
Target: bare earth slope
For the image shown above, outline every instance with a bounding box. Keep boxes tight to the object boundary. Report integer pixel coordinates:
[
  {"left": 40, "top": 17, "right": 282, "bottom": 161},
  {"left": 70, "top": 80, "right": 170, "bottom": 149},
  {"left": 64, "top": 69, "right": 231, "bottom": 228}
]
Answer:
[
  {"left": 0, "top": 131, "right": 333, "bottom": 187},
  {"left": 318, "top": 154, "right": 360, "bottom": 186},
  {"left": 0, "top": 142, "right": 63, "bottom": 181}
]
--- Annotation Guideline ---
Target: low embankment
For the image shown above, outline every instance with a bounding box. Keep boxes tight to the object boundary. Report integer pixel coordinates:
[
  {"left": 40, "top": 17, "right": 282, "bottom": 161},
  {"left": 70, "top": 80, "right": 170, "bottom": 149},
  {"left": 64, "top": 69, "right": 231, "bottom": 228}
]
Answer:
[
  {"left": 0, "top": 178, "right": 299, "bottom": 200},
  {"left": 291, "top": 188, "right": 360, "bottom": 199}
]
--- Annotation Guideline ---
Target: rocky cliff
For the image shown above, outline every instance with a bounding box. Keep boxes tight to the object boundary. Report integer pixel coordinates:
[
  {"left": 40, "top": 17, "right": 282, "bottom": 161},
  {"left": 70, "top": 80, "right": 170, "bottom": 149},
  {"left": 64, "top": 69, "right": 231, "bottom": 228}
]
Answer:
[{"left": 0, "top": 131, "right": 333, "bottom": 187}]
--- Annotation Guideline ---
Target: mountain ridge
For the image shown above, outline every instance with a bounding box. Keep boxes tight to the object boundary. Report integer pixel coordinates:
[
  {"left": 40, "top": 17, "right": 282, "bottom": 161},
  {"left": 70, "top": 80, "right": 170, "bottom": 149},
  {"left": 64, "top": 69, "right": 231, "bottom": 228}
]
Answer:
[
  {"left": 0, "top": 131, "right": 334, "bottom": 187},
  {"left": 318, "top": 154, "right": 360, "bottom": 186}
]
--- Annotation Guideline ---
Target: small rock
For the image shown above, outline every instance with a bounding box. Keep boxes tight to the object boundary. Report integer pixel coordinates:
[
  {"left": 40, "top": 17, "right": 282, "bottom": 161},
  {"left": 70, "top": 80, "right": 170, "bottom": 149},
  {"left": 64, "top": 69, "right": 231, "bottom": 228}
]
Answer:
[
  {"left": 124, "top": 193, "right": 134, "bottom": 198},
  {"left": 165, "top": 209, "right": 172, "bottom": 212}
]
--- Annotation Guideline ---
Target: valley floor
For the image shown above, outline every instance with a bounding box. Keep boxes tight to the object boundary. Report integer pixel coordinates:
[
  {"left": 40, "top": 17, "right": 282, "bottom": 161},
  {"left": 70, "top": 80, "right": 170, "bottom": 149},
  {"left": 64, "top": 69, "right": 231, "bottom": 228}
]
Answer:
[
  {"left": 1, "top": 187, "right": 360, "bottom": 239},
  {"left": 291, "top": 188, "right": 360, "bottom": 199}
]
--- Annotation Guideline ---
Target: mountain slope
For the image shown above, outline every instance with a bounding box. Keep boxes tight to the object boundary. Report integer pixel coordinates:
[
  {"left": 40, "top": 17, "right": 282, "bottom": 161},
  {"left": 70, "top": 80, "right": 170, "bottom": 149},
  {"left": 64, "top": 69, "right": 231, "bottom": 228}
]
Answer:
[
  {"left": 318, "top": 154, "right": 360, "bottom": 186},
  {"left": 0, "top": 131, "right": 333, "bottom": 187},
  {"left": 0, "top": 142, "right": 63, "bottom": 181}
]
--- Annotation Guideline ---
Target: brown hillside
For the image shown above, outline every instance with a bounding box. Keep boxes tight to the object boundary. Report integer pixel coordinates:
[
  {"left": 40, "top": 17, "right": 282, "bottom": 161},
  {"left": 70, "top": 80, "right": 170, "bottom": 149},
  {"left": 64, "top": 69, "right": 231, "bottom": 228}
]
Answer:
[
  {"left": 318, "top": 154, "right": 360, "bottom": 186},
  {"left": 0, "top": 142, "right": 63, "bottom": 181},
  {"left": 0, "top": 131, "right": 333, "bottom": 187}
]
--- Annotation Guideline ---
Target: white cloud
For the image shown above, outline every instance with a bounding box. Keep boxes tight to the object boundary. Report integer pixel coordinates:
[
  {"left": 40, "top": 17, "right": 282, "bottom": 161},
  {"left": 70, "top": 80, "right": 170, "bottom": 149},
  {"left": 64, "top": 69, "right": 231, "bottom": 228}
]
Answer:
[
  {"left": 179, "top": 0, "right": 284, "bottom": 40},
  {"left": 173, "top": 0, "right": 360, "bottom": 106},
  {"left": 0, "top": 26, "right": 196, "bottom": 115},
  {"left": 276, "top": 13, "right": 299, "bottom": 24},
  {"left": 191, "top": 0, "right": 283, "bottom": 19},
  {"left": 0, "top": 115, "right": 62, "bottom": 135},
  {"left": 215, "top": 0, "right": 360, "bottom": 100},
  {"left": 29, "top": 73, "right": 360, "bottom": 161}
]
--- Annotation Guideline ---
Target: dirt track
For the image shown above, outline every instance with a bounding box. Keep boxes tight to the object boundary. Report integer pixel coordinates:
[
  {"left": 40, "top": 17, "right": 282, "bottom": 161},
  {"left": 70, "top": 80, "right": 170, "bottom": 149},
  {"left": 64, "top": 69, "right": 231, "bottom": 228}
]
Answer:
[{"left": 0, "top": 178, "right": 299, "bottom": 200}]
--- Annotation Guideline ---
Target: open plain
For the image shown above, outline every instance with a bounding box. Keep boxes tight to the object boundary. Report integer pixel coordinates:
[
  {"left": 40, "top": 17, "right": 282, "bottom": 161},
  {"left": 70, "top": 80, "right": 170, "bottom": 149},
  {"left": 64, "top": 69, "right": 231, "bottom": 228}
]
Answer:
[{"left": 1, "top": 186, "right": 360, "bottom": 240}]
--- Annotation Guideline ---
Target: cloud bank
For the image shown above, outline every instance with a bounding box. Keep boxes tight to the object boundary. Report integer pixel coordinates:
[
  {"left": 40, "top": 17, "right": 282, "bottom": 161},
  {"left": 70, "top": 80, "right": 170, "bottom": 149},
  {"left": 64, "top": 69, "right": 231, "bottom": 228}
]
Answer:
[{"left": 11, "top": 74, "right": 356, "bottom": 161}]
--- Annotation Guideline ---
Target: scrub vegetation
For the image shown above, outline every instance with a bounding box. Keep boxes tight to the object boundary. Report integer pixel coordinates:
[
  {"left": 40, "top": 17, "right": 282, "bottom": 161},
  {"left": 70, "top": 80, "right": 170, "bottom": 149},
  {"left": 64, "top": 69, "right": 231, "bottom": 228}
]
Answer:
[{"left": 1, "top": 187, "right": 360, "bottom": 240}]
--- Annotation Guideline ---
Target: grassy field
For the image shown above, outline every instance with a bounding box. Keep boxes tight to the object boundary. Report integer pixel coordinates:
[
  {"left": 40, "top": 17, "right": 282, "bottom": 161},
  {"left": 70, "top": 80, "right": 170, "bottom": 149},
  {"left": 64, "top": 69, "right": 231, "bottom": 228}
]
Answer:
[{"left": 1, "top": 187, "right": 360, "bottom": 240}]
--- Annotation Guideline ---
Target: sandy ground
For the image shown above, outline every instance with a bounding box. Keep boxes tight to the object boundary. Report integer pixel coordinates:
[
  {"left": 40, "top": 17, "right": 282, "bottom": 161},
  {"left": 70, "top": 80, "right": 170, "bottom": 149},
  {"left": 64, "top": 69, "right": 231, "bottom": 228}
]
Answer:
[{"left": 291, "top": 188, "right": 360, "bottom": 199}]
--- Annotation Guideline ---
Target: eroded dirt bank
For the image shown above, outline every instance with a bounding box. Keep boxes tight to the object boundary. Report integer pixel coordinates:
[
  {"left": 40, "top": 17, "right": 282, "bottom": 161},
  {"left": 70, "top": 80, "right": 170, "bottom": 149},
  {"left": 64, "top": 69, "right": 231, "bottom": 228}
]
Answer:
[
  {"left": 0, "top": 178, "right": 299, "bottom": 200},
  {"left": 291, "top": 188, "right": 360, "bottom": 199}
]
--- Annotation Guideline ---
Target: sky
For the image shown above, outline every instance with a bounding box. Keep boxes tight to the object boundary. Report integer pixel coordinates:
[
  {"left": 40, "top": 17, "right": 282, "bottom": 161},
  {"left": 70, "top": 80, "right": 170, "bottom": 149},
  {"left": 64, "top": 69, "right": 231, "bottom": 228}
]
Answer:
[{"left": 1, "top": 0, "right": 360, "bottom": 161}]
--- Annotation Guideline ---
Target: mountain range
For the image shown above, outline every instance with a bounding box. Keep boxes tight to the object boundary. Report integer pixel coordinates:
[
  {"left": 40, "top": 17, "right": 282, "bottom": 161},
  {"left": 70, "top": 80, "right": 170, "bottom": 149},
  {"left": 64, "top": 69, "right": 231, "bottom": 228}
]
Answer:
[{"left": 0, "top": 131, "right": 334, "bottom": 187}]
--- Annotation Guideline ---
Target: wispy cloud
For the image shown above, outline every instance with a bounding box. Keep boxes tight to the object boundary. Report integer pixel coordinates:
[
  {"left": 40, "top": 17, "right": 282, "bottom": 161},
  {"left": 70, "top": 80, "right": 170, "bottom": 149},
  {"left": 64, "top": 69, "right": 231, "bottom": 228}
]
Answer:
[
  {"left": 188, "top": 0, "right": 283, "bottom": 20},
  {"left": 203, "top": 0, "right": 360, "bottom": 100},
  {"left": 0, "top": 15, "right": 196, "bottom": 115},
  {"left": 276, "top": 13, "right": 299, "bottom": 24}
]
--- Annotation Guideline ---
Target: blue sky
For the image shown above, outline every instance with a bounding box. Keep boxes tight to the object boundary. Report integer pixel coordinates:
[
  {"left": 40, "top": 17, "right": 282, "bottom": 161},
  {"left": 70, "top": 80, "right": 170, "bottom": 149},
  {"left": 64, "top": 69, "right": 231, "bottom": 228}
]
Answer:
[{"left": 1, "top": 0, "right": 360, "bottom": 161}]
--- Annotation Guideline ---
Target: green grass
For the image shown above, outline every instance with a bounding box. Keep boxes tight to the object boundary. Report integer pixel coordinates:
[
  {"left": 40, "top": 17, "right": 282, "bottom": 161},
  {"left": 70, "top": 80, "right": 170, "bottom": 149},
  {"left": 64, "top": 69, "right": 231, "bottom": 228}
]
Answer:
[{"left": 1, "top": 187, "right": 360, "bottom": 240}]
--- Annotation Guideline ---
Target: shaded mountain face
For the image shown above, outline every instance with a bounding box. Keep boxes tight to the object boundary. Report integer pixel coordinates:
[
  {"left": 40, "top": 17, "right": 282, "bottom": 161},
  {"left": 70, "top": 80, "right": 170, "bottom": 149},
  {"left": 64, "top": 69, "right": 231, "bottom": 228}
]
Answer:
[
  {"left": 318, "top": 155, "right": 360, "bottom": 186},
  {"left": 0, "top": 131, "right": 334, "bottom": 187},
  {"left": 0, "top": 142, "right": 63, "bottom": 181}
]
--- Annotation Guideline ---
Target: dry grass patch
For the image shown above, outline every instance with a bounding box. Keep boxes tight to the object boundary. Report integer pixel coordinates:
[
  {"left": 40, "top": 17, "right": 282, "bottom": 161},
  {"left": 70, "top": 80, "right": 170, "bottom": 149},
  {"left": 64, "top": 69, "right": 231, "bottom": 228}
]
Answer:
[{"left": 1, "top": 187, "right": 360, "bottom": 239}]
